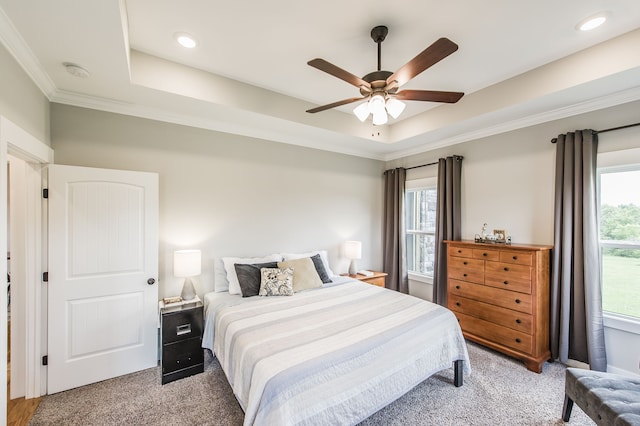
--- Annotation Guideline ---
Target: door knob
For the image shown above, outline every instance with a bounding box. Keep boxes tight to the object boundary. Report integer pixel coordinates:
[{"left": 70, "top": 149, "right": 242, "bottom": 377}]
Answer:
[{"left": 147, "top": 278, "right": 156, "bottom": 285}]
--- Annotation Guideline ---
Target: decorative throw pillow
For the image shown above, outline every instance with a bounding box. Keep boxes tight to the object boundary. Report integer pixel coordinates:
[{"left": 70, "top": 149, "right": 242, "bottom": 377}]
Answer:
[
  {"left": 259, "top": 268, "right": 294, "bottom": 296},
  {"left": 234, "top": 261, "right": 279, "bottom": 297},
  {"left": 280, "top": 250, "right": 335, "bottom": 277},
  {"left": 223, "top": 254, "right": 282, "bottom": 295},
  {"left": 309, "top": 253, "right": 332, "bottom": 283},
  {"left": 278, "top": 257, "right": 323, "bottom": 292}
]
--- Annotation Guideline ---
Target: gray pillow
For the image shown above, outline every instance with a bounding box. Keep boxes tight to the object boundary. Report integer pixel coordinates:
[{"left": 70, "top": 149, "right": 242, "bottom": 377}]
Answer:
[
  {"left": 310, "top": 253, "right": 332, "bottom": 283},
  {"left": 235, "top": 261, "right": 279, "bottom": 297}
]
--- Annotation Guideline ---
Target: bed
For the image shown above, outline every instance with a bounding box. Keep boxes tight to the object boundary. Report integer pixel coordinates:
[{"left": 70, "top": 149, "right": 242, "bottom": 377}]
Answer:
[{"left": 203, "top": 256, "right": 471, "bottom": 426}]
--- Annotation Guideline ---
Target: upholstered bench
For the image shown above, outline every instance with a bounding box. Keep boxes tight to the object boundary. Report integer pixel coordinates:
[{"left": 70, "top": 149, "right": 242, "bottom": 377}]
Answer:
[{"left": 563, "top": 367, "right": 640, "bottom": 425}]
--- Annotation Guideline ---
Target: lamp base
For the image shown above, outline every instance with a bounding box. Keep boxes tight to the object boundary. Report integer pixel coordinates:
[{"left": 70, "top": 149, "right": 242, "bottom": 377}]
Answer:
[
  {"left": 180, "top": 277, "right": 197, "bottom": 301},
  {"left": 348, "top": 260, "right": 357, "bottom": 276}
]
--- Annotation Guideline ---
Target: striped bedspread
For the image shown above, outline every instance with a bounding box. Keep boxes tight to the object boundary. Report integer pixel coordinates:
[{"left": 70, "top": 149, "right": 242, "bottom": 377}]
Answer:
[{"left": 214, "top": 279, "right": 470, "bottom": 426}]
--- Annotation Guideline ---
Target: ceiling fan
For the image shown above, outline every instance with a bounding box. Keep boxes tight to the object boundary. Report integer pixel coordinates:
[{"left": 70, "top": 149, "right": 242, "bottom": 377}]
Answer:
[{"left": 306, "top": 25, "right": 464, "bottom": 125}]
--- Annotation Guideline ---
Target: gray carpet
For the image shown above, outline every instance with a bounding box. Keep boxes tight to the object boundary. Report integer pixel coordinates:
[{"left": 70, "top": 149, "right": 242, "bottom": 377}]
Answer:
[{"left": 29, "top": 342, "right": 594, "bottom": 425}]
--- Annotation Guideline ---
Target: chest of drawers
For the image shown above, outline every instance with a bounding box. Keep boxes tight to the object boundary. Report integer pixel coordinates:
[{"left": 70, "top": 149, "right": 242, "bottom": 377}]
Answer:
[{"left": 445, "top": 240, "right": 552, "bottom": 373}]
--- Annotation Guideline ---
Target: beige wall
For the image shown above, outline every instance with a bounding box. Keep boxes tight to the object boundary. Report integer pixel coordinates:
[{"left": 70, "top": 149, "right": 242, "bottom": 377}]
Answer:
[
  {"left": 0, "top": 43, "right": 50, "bottom": 144},
  {"left": 50, "top": 104, "right": 385, "bottom": 298}
]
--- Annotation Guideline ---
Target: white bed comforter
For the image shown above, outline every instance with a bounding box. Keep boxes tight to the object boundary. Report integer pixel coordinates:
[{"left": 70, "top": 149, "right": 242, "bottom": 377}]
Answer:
[{"left": 213, "top": 279, "right": 470, "bottom": 426}]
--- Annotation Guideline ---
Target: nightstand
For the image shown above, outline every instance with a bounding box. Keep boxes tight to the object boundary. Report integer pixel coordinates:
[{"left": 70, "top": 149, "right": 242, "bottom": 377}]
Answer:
[
  {"left": 342, "top": 271, "right": 388, "bottom": 287},
  {"left": 160, "top": 298, "right": 204, "bottom": 384}
]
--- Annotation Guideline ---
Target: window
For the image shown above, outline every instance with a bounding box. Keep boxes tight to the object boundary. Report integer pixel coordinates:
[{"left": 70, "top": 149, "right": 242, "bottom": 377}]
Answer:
[
  {"left": 405, "top": 178, "right": 437, "bottom": 279},
  {"left": 598, "top": 164, "right": 640, "bottom": 320}
]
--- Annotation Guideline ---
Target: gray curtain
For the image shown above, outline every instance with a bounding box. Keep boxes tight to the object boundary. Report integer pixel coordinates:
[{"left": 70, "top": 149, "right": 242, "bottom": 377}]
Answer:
[
  {"left": 433, "top": 156, "right": 463, "bottom": 306},
  {"left": 550, "top": 130, "right": 607, "bottom": 371},
  {"left": 383, "top": 168, "right": 408, "bottom": 293}
]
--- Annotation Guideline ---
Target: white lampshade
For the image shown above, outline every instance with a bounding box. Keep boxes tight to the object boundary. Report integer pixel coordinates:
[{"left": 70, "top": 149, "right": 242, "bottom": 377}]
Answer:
[
  {"left": 385, "top": 98, "right": 406, "bottom": 119},
  {"left": 174, "top": 250, "right": 201, "bottom": 277},
  {"left": 353, "top": 102, "right": 370, "bottom": 122},
  {"left": 344, "top": 241, "right": 362, "bottom": 275},
  {"left": 344, "top": 241, "right": 362, "bottom": 260}
]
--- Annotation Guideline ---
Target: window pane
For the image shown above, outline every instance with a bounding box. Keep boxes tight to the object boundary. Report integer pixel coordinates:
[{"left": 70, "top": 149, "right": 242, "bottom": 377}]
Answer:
[
  {"left": 406, "top": 233, "right": 435, "bottom": 276},
  {"left": 600, "top": 168, "right": 640, "bottom": 318},
  {"left": 602, "top": 249, "right": 640, "bottom": 318},
  {"left": 405, "top": 186, "right": 437, "bottom": 277}
]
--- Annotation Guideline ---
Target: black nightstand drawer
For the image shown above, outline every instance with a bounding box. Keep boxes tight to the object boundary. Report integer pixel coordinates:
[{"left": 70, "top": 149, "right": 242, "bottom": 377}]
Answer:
[
  {"left": 162, "top": 306, "right": 203, "bottom": 344},
  {"left": 162, "top": 337, "right": 204, "bottom": 375}
]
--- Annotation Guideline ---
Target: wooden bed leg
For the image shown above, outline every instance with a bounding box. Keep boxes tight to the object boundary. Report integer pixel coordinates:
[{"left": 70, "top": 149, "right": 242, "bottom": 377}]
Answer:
[{"left": 454, "top": 360, "right": 463, "bottom": 387}]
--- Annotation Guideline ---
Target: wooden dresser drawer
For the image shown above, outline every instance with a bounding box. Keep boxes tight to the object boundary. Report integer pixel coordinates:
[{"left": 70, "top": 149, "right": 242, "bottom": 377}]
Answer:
[
  {"left": 449, "top": 279, "right": 532, "bottom": 314},
  {"left": 500, "top": 251, "right": 533, "bottom": 266},
  {"left": 484, "top": 274, "right": 532, "bottom": 294},
  {"left": 448, "top": 257, "right": 485, "bottom": 284},
  {"left": 448, "top": 245, "right": 474, "bottom": 258},
  {"left": 448, "top": 294, "right": 533, "bottom": 334},
  {"left": 456, "top": 311, "right": 533, "bottom": 354},
  {"left": 472, "top": 249, "right": 500, "bottom": 261},
  {"left": 485, "top": 261, "right": 531, "bottom": 281}
]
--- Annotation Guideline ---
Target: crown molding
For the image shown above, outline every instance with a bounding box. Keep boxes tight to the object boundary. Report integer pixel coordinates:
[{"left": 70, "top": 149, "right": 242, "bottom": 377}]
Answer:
[
  {"left": 383, "top": 85, "right": 640, "bottom": 161},
  {"left": 50, "top": 89, "right": 388, "bottom": 161},
  {"left": 0, "top": 7, "right": 56, "bottom": 98}
]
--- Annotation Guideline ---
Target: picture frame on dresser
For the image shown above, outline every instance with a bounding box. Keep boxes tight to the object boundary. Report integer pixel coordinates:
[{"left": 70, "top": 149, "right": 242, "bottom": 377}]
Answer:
[{"left": 444, "top": 240, "right": 553, "bottom": 373}]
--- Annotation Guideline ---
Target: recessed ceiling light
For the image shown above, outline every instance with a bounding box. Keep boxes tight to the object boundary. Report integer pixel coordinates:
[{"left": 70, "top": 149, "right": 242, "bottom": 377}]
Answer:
[
  {"left": 174, "top": 32, "right": 197, "bottom": 48},
  {"left": 63, "top": 62, "right": 90, "bottom": 78},
  {"left": 576, "top": 12, "right": 609, "bottom": 31}
]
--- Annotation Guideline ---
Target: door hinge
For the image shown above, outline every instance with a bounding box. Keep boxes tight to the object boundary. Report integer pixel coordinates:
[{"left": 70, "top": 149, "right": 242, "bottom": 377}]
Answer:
[
  {"left": 43, "top": 272, "right": 48, "bottom": 282},
  {"left": 42, "top": 355, "right": 48, "bottom": 366},
  {"left": 42, "top": 188, "right": 48, "bottom": 198}
]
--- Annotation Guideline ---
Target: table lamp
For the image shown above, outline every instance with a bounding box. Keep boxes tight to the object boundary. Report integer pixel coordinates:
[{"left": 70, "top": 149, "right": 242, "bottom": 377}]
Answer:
[
  {"left": 344, "top": 240, "right": 362, "bottom": 275},
  {"left": 174, "top": 249, "right": 201, "bottom": 301}
]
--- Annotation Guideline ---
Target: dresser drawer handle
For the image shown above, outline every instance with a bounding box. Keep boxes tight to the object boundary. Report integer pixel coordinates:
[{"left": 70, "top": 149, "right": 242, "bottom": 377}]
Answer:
[
  {"left": 463, "top": 261, "right": 468, "bottom": 265},
  {"left": 455, "top": 285, "right": 460, "bottom": 290},
  {"left": 176, "top": 324, "right": 192, "bottom": 336},
  {"left": 516, "top": 319, "right": 522, "bottom": 324},
  {"left": 503, "top": 267, "right": 509, "bottom": 271},
  {"left": 457, "top": 249, "right": 462, "bottom": 253},
  {"left": 463, "top": 273, "right": 468, "bottom": 277},
  {"left": 515, "top": 338, "right": 521, "bottom": 343},
  {"left": 482, "top": 252, "right": 487, "bottom": 256},
  {"left": 512, "top": 256, "right": 518, "bottom": 260},
  {"left": 503, "top": 281, "right": 509, "bottom": 285},
  {"left": 456, "top": 302, "right": 461, "bottom": 306},
  {"left": 515, "top": 299, "right": 521, "bottom": 304}
]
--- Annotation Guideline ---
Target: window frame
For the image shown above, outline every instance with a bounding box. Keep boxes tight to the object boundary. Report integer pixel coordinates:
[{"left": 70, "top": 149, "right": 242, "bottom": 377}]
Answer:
[
  {"left": 597, "top": 147, "right": 640, "bottom": 326},
  {"left": 405, "top": 177, "right": 437, "bottom": 284}
]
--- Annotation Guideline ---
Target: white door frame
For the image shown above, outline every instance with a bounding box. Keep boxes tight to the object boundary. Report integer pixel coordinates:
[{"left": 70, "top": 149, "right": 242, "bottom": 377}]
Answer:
[{"left": 1, "top": 115, "right": 53, "bottom": 409}]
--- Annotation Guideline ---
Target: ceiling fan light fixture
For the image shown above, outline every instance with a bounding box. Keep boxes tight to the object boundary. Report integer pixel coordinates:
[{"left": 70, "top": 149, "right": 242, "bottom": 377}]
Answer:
[
  {"left": 369, "top": 94, "right": 386, "bottom": 115},
  {"left": 385, "top": 98, "right": 406, "bottom": 119},
  {"left": 372, "top": 110, "right": 388, "bottom": 126},
  {"left": 353, "top": 102, "right": 370, "bottom": 122}
]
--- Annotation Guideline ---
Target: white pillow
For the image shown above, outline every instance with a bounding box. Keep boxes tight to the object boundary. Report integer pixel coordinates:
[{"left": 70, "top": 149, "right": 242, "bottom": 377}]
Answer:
[
  {"left": 280, "top": 250, "right": 335, "bottom": 277},
  {"left": 214, "top": 258, "right": 229, "bottom": 292},
  {"left": 223, "top": 254, "right": 283, "bottom": 295}
]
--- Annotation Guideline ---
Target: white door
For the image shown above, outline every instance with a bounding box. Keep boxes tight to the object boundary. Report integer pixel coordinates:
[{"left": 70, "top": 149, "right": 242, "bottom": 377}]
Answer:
[{"left": 47, "top": 165, "right": 158, "bottom": 393}]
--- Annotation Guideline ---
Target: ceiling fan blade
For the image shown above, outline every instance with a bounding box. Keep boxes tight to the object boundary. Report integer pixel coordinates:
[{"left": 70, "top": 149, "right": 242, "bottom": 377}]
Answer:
[
  {"left": 395, "top": 90, "right": 464, "bottom": 103},
  {"left": 308, "top": 58, "right": 371, "bottom": 90},
  {"left": 387, "top": 38, "right": 459, "bottom": 87},
  {"left": 306, "top": 97, "right": 366, "bottom": 113}
]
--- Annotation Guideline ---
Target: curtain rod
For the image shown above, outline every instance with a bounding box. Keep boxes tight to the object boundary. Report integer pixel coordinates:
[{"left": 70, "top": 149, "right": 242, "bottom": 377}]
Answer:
[
  {"left": 595, "top": 122, "right": 640, "bottom": 134},
  {"left": 405, "top": 155, "right": 464, "bottom": 170},
  {"left": 551, "top": 122, "right": 640, "bottom": 143}
]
